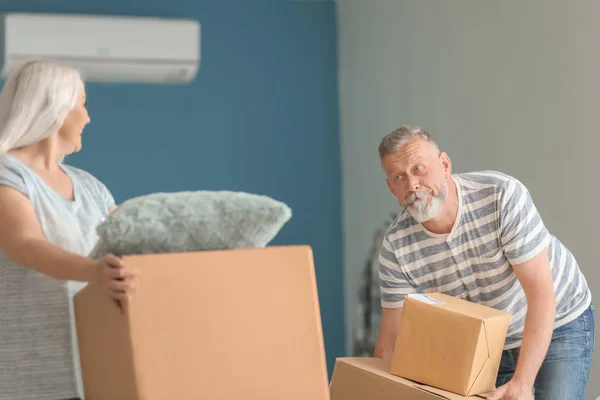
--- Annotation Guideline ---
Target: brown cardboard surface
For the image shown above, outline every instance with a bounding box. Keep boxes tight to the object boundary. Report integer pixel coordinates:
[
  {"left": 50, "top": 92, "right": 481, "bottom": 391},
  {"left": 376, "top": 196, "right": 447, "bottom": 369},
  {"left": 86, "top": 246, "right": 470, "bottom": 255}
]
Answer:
[
  {"left": 73, "top": 282, "right": 138, "bottom": 399},
  {"left": 390, "top": 293, "right": 511, "bottom": 396},
  {"left": 74, "top": 245, "right": 330, "bottom": 400},
  {"left": 330, "top": 358, "right": 495, "bottom": 400}
]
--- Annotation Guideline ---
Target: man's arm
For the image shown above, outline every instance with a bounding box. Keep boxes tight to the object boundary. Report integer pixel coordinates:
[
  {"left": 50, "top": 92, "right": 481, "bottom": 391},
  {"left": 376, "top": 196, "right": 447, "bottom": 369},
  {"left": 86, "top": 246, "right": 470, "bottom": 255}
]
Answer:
[
  {"left": 488, "top": 177, "right": 556, "bottom": 399},
  {"left": 510, "top": 249, "right": 556, "bottom": 388},
  {"left": 375, "top": 231, "right": 417, "bottom": 360},
  {"left": 373, "top": 231, "right": 417, "bottom": 360},
  {"left": 373, "top": 307, "right": 403, "bottom": 360},
  {"left": 488, "top": 249, "right": 555, "bottom": 400}
]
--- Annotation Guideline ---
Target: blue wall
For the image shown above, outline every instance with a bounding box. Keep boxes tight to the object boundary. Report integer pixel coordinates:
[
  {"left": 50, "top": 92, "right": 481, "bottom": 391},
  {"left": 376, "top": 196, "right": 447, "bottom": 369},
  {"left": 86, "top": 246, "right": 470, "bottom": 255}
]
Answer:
[{"left": 0, "top": 0, "right": 344, "bottom": 375}]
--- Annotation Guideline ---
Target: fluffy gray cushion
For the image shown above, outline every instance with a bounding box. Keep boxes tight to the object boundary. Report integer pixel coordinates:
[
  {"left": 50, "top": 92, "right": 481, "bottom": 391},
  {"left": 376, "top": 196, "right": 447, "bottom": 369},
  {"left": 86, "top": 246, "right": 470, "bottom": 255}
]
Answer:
[{"left": 89, "top": 191, "right": 292, "bottom": 258}]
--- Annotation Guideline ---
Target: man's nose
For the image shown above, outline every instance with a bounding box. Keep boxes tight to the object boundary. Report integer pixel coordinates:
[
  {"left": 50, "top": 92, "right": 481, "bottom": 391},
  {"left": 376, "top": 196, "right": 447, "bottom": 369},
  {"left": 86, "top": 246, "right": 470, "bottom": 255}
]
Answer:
[{"left": 409, "top": 178, "right": 420, "bottom": 191}]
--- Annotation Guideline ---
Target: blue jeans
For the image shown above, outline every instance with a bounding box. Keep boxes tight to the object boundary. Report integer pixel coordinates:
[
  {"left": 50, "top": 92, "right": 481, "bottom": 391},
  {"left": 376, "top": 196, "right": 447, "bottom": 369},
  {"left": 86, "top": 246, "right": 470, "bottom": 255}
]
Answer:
[{"left": 496, "top": 305, "right": 595, "bottom": 400}]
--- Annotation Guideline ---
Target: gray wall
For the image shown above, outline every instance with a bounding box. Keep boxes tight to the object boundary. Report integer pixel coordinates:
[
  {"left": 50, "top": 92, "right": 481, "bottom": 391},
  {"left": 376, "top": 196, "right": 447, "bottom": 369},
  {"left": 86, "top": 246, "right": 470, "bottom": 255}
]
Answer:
[{"left": 337, "top": 1, "right": 598, "bottom": 397}]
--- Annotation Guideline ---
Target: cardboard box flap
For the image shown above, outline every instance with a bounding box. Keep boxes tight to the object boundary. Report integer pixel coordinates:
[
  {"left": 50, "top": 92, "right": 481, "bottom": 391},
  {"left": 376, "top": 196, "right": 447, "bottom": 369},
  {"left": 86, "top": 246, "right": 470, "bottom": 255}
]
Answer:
[
  {"left": 466, "top": 322, "right": 491, "bottom": 395},
  {"left": 468, "top": 315, "right": 512, "bottom": 395},
  {"left": 426, "top": 293, "right": 510, "bottom": 321},
  {"left": 336, "top": 358, "right": 493, "bottom": 400}
]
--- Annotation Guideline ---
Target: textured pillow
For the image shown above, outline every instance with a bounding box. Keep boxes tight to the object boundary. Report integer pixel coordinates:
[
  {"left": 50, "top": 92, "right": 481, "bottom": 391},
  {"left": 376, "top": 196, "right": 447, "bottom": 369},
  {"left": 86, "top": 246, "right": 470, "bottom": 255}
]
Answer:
[{"left": 89, "top": 191, "right": 292, "bottom": 258}]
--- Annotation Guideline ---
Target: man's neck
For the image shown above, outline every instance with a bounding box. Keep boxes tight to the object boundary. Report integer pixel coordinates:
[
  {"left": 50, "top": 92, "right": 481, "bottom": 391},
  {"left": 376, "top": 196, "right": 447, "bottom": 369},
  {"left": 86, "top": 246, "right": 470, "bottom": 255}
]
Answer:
[{"left": 422, "top": 177, "right": 459, "bottom": 235}]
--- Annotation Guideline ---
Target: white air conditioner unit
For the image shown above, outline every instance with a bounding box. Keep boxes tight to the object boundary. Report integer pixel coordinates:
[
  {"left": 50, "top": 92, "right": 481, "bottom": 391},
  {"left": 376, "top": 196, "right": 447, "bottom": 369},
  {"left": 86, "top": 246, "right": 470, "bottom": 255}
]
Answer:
[{"left": 0, "top": 13, "right": 201, "bottom": 84}]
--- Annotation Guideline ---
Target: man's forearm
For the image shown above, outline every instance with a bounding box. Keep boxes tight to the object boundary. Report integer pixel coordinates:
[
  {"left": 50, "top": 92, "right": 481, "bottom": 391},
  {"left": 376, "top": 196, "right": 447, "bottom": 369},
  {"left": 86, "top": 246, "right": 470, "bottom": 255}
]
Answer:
[
  {"left": 373, "top": 342, "right": 395, "bottom": 361},
  {"left": 512, "top": 295, "right": 556, "bottom": 387},
  {"left": 8, "top": 238, "right": 96, "bottom": 282},
  {"left": 374, "top": 306, "right": 403, "bottom": 361}
]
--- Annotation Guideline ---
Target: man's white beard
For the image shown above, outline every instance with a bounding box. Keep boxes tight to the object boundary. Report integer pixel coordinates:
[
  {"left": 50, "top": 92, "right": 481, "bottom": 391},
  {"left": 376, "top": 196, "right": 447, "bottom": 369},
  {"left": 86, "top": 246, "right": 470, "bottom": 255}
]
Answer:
[{"left": 405, "top": 180, "right": 448, "bottom": 222}]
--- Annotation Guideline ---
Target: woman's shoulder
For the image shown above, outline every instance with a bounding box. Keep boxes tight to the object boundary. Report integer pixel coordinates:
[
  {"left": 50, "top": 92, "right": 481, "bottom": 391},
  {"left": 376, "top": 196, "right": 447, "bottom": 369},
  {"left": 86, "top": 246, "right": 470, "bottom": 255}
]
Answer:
[
  {"left": 0, "top": 155, "right": 29, "bottom": 196},
  {"left": 0, "top": 154, "right": 26, "bottom": 173}
]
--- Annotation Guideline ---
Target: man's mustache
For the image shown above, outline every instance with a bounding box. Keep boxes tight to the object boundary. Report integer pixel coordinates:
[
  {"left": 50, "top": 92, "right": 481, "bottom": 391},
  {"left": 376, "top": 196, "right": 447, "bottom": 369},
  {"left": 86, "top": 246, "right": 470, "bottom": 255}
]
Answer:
[{"left": 406, "top": 189, "right": 432, "bottom": 204}]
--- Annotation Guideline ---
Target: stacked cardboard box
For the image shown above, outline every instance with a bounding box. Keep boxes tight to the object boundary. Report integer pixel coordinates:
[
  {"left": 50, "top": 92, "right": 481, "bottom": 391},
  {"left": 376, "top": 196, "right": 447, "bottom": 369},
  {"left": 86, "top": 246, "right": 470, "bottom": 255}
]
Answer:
[
  {"left": 74, "top": 246, "right": 512, "bottom": 400},
  {"left": 331, "top": 293, "right": 511, "bottom": 400}
]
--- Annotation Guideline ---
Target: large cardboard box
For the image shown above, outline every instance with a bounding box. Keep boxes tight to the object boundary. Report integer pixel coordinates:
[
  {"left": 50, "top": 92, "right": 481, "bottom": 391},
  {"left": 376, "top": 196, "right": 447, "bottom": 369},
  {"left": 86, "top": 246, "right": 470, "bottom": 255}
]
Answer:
[
  {"left": 391, "top": 293, "right": 511, "bottom": 396},
  {"left": 74, "top": 246, "right": 331, "bottom": 400},
  {"left": 330, "top": 357, "right": 494, "bottom": 400}
]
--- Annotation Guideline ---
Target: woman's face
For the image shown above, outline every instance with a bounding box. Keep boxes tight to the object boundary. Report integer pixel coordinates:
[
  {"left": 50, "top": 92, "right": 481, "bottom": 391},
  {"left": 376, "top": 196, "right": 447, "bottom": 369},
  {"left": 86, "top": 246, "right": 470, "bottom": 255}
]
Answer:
[{"left": 58, "top": 81, "right": 90, "bottom": 154}]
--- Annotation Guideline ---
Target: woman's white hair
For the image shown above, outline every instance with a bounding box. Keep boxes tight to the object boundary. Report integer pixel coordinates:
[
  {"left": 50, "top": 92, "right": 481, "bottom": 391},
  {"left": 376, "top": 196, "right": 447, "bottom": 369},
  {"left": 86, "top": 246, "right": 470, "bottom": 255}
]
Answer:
[{"left": 0, "top": 60, "right": 83, "bottom": 158}]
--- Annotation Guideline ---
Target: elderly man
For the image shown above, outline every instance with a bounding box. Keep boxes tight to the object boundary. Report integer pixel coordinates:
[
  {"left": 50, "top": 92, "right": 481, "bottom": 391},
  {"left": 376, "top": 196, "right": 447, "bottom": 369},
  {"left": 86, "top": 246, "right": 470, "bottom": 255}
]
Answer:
[{"left": 374, "top": 126, "right": 594, "bottom": 400}]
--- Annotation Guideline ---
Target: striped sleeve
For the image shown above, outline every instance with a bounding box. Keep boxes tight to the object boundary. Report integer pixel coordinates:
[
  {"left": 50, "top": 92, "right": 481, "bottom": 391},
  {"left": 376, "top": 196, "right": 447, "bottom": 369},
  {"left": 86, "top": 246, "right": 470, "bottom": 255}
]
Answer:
[
  {"left": 499, "top": 178, "right": 550, "bottom": 265},
  {"left": 378, "top": 234, "right": 418, "bottom": 308}
]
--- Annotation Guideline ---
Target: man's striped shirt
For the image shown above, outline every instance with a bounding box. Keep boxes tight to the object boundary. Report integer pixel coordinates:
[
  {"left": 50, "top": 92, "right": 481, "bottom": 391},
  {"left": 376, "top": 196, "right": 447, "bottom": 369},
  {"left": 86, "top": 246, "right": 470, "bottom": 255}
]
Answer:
[{"left": 378, "top": 171, "right": 592, "bottom": 349}]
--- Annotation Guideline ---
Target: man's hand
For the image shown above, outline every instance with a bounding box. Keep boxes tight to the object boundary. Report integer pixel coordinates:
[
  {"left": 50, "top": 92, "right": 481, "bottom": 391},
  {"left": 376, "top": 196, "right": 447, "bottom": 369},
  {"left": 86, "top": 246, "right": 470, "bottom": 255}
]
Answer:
[{"left": 487, "top": 379, "right": 533, "bottom": 400}]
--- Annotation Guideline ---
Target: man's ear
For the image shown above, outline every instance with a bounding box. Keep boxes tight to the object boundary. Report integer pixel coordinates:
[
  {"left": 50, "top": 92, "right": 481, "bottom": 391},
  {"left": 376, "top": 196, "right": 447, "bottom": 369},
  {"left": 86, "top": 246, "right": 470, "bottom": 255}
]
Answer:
[{"left": 440, "top": 152, "right": 452, "bottom": 176}]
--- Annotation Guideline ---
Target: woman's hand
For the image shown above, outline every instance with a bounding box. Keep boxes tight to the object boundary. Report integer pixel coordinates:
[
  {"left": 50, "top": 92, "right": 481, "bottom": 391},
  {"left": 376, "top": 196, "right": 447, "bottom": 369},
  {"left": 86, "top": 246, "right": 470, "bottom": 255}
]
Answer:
[{"left": 94, "top": 254, "right": 139, "bottom": 304}]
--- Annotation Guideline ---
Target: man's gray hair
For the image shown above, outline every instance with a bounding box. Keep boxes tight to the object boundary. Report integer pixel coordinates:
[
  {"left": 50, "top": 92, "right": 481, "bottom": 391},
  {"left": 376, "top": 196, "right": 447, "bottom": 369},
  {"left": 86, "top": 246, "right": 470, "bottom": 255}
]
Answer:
[{"left": 378, "top": 125, "right": 439, "bottom": 159}]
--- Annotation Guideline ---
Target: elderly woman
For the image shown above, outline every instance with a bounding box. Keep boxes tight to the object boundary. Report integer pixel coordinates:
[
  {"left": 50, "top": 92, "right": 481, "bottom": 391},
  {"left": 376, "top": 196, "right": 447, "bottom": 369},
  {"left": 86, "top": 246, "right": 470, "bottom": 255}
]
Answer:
[{"left": 0, "top": 60, "right": 138, "bottom": 400}]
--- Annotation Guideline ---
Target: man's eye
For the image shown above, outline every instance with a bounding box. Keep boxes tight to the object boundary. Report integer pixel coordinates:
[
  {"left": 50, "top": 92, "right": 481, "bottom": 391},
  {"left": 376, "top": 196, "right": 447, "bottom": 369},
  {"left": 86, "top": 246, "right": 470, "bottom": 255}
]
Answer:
[
  {"left": 414, "top": 165, "right": 424, "bottom": 172},
  {"left": 394, "top": 175, "right": 402, "bottom": 181}
]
